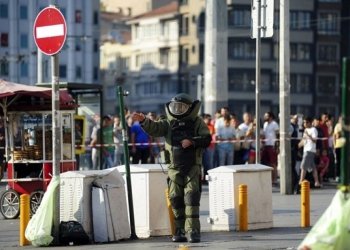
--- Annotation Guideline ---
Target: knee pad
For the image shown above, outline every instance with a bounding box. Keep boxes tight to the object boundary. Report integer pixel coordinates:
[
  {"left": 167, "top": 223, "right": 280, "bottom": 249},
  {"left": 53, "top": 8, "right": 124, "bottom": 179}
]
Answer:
[
  {"left": 170, "top": 195, "right": 185, "bottom": 209},
  {"left": 184, "top": 191, "right": 201, "bottom": 206}
]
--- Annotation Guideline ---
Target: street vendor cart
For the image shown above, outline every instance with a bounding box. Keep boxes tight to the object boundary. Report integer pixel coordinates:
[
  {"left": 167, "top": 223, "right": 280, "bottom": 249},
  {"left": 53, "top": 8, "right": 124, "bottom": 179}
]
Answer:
[{"left": 0, "top": 80, "right": 77, "bottom": 219}]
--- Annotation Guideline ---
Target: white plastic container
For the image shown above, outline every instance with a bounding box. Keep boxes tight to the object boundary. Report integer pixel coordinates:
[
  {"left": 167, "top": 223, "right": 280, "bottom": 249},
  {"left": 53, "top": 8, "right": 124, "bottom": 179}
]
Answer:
[
  {"left": 60, "top": 167, "right": 130, "bottom": 241},
  {"left": 117, "top": 164, "right": 170, "bottom": 238},
  {"left": 207, "top": 164, "right": 273, "bottom": 231},
  {"left": 92, "top": 180, "right": 130, "bottom": 242}
]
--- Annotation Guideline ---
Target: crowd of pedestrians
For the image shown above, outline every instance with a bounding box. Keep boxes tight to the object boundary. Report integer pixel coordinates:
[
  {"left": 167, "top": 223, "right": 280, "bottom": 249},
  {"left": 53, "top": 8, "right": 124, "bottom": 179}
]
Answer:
[
  {"left": 89, "top": 108, "right": 165, "bottom": 169},
  {"left": 88, "top": 106, "right": 346, "bottom": 193}
]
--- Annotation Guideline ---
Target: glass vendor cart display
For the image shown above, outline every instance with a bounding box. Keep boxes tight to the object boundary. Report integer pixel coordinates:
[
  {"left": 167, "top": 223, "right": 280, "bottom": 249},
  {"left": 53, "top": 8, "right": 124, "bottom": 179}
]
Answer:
[{"left": 0, "top": 111, "right": 76, "bottom": 219}]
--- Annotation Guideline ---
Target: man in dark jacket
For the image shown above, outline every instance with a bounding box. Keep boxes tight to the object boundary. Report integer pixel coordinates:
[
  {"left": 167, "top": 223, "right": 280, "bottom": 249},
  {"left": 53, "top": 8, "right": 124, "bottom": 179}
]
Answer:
[{"left": 132, "top": 93, "right": 211, "bottom": 243}]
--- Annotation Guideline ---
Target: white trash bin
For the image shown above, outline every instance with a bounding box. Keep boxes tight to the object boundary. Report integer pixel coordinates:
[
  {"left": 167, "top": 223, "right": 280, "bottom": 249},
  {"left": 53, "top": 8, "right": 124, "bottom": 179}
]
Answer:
[
  {"left": 60, "top": 167, "right": 130, "bottom": 241},
  {"left": 92, "top": 172, "right": 130, "bottom": 242},
  {"left": 207, "top": 164, "right": 273, "bottom": 231},
  {"left": 117, "top": 164, "right": 170, "bottom": 238}
]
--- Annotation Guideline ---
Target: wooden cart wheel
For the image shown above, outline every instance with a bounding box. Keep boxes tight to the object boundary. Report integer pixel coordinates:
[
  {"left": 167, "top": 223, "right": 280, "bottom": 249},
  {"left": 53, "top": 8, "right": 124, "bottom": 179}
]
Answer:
[
  {"left": 30, "top": 190, "right": 45, "bottom": 215},
  {"left": 0, "top": 189, "right": 20, "bottom": 219}
]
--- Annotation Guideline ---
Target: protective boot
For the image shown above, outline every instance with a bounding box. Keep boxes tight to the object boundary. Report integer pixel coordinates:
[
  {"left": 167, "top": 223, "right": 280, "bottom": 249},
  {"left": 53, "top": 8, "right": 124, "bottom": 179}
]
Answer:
[
  {"left": 188, "top": 230, "right": 201, "bottom": 243},
  {"left": 172, "top": 228, "right": 187, "bottom": 242}
]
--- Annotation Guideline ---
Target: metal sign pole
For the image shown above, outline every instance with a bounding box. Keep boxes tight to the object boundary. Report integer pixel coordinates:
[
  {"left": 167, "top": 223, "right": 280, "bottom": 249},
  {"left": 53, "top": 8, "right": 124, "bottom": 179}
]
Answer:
[
  {"left": 51, "top": 54, "right": 61, "bottom": 243},
  {"left": 279, "top": 0, "right": 292, "bottom": 194},
  {"left": 117, "top": 86, "right": 137, "bottom": 239},
  {"left": 255, "top": 0, "right": 261, "bottom": 163},
  {"left": 341, "top": 58, "right": 349, "bottom": 186}
]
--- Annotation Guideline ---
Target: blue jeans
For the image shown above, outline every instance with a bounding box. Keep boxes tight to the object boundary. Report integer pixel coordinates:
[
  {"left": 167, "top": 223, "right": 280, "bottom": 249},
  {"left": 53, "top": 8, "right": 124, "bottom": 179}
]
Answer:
[
  {"left": 203, "top": 147, "right": 215, "bottom": 175},
  {"left": 217, "top": 145, "right": 234, "bottom": 166},
  {"left": 102, "top": 150, "right": 115, "bottom": 169}
]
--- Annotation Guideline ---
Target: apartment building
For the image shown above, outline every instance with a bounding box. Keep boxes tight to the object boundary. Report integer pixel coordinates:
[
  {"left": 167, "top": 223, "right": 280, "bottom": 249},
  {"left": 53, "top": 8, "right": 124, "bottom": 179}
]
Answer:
[
  {"left": 178, "top": 0, "right": 342, "bottom": 118},
  {"left": 0, "top": 0, "right": 100, "bottom": 85},
  {"left": 314, "top": 0, "right": 342, "bottom": 116},
  {"left": 126, "top": 1, "right": 180, "bottom": 112}
]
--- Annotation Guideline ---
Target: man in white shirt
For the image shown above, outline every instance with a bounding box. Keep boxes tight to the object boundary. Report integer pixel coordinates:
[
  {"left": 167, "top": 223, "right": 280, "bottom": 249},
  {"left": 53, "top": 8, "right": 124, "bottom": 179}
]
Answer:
[
  {"left": 261, "top": 112, "right": 279, "bottom": 184},
  {"left": 298, "top": 117, "right": 321, "bottom": 187},
  {"left": 238, "top": 112, "right": 253, "bottom": 163}
]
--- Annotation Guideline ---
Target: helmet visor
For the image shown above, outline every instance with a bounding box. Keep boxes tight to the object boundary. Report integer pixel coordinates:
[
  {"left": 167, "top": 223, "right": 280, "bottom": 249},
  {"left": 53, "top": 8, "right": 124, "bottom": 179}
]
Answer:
[{"left": 168, "top": 101, "right": 190, "bottom": 116}]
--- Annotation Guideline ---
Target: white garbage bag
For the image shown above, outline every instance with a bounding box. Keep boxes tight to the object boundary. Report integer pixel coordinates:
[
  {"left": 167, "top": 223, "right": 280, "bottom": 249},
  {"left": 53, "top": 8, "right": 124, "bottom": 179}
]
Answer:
[{"left": 25, "top": 176, "right": 60, "bottom": 246}]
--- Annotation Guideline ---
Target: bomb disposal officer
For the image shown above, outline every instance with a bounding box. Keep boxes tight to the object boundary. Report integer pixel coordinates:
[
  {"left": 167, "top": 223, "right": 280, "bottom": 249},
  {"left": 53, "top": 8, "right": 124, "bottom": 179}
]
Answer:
[{"left": 132, "top": 93, "right": 211, "bottom": 243}]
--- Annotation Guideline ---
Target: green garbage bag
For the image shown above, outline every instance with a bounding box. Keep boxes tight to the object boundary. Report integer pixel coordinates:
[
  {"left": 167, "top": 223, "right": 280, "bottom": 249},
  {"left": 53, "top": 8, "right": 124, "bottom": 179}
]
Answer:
[
  {"left": 25, "top": 176, "right": 60, "bottom": 246},
  {"left": 298, "top": 189, "right": 350, "bottom": 250}
]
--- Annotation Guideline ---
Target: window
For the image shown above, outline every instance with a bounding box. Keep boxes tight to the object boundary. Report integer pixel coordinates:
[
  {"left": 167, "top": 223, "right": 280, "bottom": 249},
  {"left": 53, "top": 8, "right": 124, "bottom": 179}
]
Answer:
[
  {"left": 228, "top": 69, "right": 255, "bottom": 91},
  {"left": 290, "top": 11, "right": 311, "bottom": 30},
  {"left": 75, "top": 37, "right": 81, "bottom": 51},
  {"left": 93, "top": 11, "right": 99, "bottom": 25},
  {"left": 318, "top": 44, "right": 337, "bottom": 62},
  {"left": 298, "top": 75, "right": 311, "bottom": 92},
  {"left": 180, "top": 0, "right": 188, "bottom": 5},
  {"left": 199, "top": 12, "right": 205, "bottom": 32},
  {"left": 93, "top": 66, "right": 98, "bottom": 81},
  {"left": 75, "top": 10, "right": 82, "bottom": 23},
  {"left": 181, "top": 46, "right": 189, "bottom": 65},
  {"left": 261, "top": 72, "right": 272, "bottom": 92},
  {"left": 199, "top": 44, "right": 204, "bottom": 63},
  {"left": 0, "top": 60, "right": 9, "bottom": 76},
  {"left": 20, "top": 61, "right": 28, "bottom": 77},
  {"left": 299, "top": 44, "right": 311, "bottom": 60},
  {"left": 228, "top": 8, "right": 250, "bottom": 27},
  {"left": 318, "top": 12, "right": 339, "bottom": 34},
  {"left": 75, "top": 66, "right": 82, "bottom": 79},
  {"left": 19, "top": 5, "right": 28, "bottom": 19},
  {"left": 1, "top": 33, "right": 8, "bottom": 47},
  {"left": 59, "top": 65, "right": 67, "bottom": 78},
  {"left": 318, "top": 75, "right": 336, "bottom": 94},
  {"left": 136, "top": 81, "right": 161, "bottom": 96},
  {"left": 274, "top": 10, "right": 280, "bottom": 28},
  {"left": 0, "top": 4, "right": 8, "bottom": 18},
  {"left": 159, "top": 48, "right": 169, "bottom": 66},
  {"left": 93, "top": 39, "right": 99, "bottom": 53},
  {"left": 300, "top": 12, "right": 311, "bottom": 29},
  {"left": 228, "top": 40, "right": 256, "bottom": 59},
  {"left": 290, "top": 74, "right": 311, "bottom": 93},
  {"left": 20, "top": 34, "right": 28, "bottom": 49},
  {"left": 290, "top": 43, "right": 311, "bottom": 61},
  {"left": 181, "top": 16, "right": 189, "bottom": 36}
]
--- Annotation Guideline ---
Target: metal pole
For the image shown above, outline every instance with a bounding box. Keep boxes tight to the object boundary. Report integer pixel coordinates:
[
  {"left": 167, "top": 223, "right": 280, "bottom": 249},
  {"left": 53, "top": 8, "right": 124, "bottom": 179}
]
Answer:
[
  {"left": 341, "top": 58, "right": 349, "bottom": 186},
  {"left": 279, "top": 0, "right": 292, "bottom": 194},
  {"left": 99, "top": 90, "right": 103, "bottom": 170},
  {"left": 51, "top": 54, "right": 61, "bottom": 243},
  {"left": 117, "top": 86, "right": 137, "bottom": 239},
  {"left": 197, "top": 74, "right": 203, "bottom": 113},
  {"left": 37, "top": 51, "right": 43, "bottom": 84},
  {"left": 255, "top": 0, "right": 261, "bottom": 163}
]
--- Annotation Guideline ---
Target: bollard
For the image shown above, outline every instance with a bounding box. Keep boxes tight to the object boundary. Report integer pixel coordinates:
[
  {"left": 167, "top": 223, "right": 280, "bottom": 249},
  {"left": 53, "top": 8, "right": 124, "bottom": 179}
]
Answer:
[
  {"left": 238, "top": 184, "right": 248, "bottom": 231},
  {"left": 178, "top": 245, "right": 189, "bottom": 250},
  {"left": 165, "top": 188, "right": 175, "bottom": 235},
  {"left": 20, "top": 194, "right": 30, "bottom": 246},
  {"left": 301, "top": 180, "right": 310, "bottom": 227}
]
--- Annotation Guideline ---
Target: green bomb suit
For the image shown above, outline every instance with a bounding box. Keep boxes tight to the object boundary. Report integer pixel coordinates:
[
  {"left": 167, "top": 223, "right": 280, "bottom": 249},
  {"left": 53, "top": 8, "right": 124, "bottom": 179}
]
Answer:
[{"left": 140, "top": 99, "right": 211, "bottom": 236}]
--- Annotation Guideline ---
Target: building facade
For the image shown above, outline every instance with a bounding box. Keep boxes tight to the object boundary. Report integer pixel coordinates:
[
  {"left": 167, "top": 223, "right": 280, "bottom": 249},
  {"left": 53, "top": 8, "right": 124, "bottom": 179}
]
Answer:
[
  {"left": 178, "top": 0, "right": 342, "bottom": 118},
  {"left": 127, "top": 1, "right": 180, "bottom": 113},
  {"left": 0, "top": 0, "right": 100, "bottom": 85}
]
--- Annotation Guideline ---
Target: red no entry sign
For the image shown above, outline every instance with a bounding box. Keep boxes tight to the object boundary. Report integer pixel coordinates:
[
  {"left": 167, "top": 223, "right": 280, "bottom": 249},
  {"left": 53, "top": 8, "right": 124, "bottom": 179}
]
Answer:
[{"left": 33, "top": 6, "right": 67, "bottom": 56}]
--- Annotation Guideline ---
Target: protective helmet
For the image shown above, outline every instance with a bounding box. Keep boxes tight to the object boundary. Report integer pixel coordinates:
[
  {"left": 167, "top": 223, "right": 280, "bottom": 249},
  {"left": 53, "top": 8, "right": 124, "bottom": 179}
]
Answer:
[{"left": 167, "top": 93, "right": 193, "bottom": 116}]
